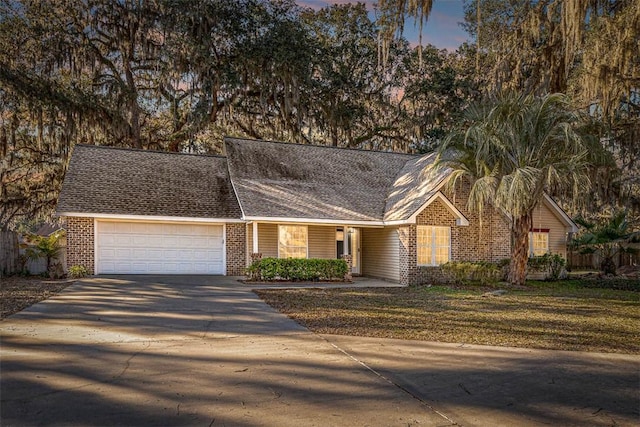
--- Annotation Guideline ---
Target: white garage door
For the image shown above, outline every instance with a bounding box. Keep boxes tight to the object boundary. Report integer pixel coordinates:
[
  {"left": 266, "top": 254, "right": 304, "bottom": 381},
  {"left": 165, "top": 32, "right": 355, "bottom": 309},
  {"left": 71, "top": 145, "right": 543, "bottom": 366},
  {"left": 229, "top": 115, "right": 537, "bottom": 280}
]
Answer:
[{"left": 96, "top": 221, "right": 225, "bottom": 274}]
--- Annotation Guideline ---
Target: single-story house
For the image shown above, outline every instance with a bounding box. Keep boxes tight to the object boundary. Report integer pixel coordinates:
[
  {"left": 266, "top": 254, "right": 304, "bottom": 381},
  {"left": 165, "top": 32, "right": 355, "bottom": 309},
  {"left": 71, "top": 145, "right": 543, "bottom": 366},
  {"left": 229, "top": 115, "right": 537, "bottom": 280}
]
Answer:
[{"left": 56, "top": 137, "right": 578, "bottom": 285}]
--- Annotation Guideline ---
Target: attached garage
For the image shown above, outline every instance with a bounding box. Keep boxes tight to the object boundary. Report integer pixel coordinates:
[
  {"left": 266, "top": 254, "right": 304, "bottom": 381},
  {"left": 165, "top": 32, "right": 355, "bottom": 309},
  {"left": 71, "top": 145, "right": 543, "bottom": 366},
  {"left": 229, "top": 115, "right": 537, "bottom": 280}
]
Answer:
[{"left": 96, "top": 221, "right": 225, "bottom": 275}]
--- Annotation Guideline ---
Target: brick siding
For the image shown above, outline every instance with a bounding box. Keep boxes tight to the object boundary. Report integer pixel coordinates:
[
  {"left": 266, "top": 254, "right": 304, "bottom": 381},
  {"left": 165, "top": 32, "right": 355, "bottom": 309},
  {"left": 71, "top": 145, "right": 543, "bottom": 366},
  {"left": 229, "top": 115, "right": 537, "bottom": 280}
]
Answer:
[
  {"left": 66, "top": 217, "right": 95, "bottom": 274},
  {"left": 443, "top": 180, "right": 511, "bottom": 263},
  {"left": 398, "top": 225, "right": 416, "bottom": 286},
  {"left": 399, "top": 179, "right": 512, "bottom": 286},
  {"left": 225, "top": 223, "right": 246, "bottom": 276}
]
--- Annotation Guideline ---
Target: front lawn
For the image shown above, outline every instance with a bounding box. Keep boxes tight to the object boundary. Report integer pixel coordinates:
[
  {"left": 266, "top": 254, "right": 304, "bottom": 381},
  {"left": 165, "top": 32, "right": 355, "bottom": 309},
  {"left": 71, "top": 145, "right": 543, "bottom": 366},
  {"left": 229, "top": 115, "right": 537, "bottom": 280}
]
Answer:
[{"left": 255, "top": 280, "right": 640, "bottom": 354}]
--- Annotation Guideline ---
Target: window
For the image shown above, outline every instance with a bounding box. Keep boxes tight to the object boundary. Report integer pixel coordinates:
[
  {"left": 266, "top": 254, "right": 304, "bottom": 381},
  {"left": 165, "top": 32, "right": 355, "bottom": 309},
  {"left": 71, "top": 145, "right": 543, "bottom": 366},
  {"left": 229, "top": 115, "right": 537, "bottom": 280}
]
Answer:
[
  {"left": 417, "top": 226, "right": 450, "bottom": 266},
  {"left": 529, "top": 231, "right": 549, "bottom": 257},
  {"left": 278, "top": 225, "right": 308, "bottom": 258}
]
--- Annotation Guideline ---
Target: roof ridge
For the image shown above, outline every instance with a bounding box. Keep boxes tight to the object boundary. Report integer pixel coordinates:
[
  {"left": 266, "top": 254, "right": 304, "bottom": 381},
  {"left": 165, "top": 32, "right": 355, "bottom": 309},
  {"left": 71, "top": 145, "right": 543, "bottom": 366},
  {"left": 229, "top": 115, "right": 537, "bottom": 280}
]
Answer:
[
  {"left": 223, "top": 136, "right": 418, "bottom": 157},
  {"left": 73, "top": 144, "right": 225, "bottom": 159}
]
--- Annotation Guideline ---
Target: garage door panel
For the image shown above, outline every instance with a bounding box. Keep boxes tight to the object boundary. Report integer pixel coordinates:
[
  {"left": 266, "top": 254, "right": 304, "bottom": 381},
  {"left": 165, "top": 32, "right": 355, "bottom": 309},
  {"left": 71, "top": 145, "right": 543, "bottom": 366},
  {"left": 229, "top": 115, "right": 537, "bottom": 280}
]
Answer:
[
  {"left": 100, "top": 261, "right": 116, "bottom": 273},
  {"left": 162, "top": 236, "right": 178, "bottom": 246},
  {"left": 96, "top": 221, "right": 225, "bottom": 274},
  {"left": 143, "top": 235, "right": 162, "bottom": 246},
  {"left": 161, "top": 263, "right": 178, "bottom": 273},
  {"left": 100, "top": 235, "right": 116, "bottom": 245},
  {"left": 100, "top": 248, "right": 116, "bottom": 258},
  {"left": 173, "top": 237, "right": 188, "bottom": 247},
  {"left": 176, "top": 264, "right": 191, "bottom": 273},
  {"left": 114, "top": 235, "right": 132, "bottom": 245},
  {"left": 193, "top": 264, "right": 214, "bottom": 274},
  {"left": 130, "top": 248, "right": 146, "bottom": 258},
  {"left": 98, "top": 222, "right": 115, "bottom": 233},
  {"left": 162, "top": 249, "right": 174, "bottom": 258},
  {"left": 115, "top": 248, "right": 132, "bottom": 258},
  {"left": 131, "top": 235, "right": 149, "bottom": 246},
  {"left": 192, "top": 250, "right": 210, "bottom": 261},
  {"left": 173, "top": 250, "right": 192, "bottom": 261},
  {"left": 209, "top": 228, "right": 223, "bottom": 237},
  {"left": 146, "top": 249, "right": 163, "bottom": 260},
  {"left": 113, "top": 222, "right": 133, "bottom": 233},
  {"left": 177, "top": 236, "right": 202, "bottom": 246}
]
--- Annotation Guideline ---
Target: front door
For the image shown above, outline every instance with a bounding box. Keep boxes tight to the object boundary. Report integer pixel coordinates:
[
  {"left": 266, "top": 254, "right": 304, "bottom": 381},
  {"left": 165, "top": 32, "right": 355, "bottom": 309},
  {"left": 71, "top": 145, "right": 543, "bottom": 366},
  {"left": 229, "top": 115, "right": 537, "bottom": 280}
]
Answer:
[{"left": 348, "top": 227, "right": 361, "bottom": 275}]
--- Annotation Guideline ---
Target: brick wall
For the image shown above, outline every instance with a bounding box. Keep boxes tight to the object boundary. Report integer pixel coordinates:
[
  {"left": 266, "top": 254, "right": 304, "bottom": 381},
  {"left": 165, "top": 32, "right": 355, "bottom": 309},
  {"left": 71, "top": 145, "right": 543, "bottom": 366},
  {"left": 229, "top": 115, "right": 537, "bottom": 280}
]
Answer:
[
  {"left": 443, "top": 180, "right": 511, "bottom": 263},
  {"left": 399, "top": 200, "right": 455, "bottom": 285},
  {"left": 398, "top": 179, "right": 512, "bottom": 286},
  {"left": 398, "top": 225, "right": 416, "bottom": 286},
  {"left": 225, "top": 223, "right": 246, "bottom": 276},
  {"left": 415, "top": 199, "right": 457, "bottom": 227},
  {"left": 66, "top": 217, "right": 94, "bottom": 274}
]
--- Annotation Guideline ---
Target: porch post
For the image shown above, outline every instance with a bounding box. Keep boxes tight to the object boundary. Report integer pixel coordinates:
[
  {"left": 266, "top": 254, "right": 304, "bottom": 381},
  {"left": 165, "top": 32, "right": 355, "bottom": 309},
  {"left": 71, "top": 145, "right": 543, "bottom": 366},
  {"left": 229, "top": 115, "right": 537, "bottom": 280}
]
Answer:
[
  {"left": 252, "top": 221, "right": 259, "bottom": 253},
  {"left": 344, "top": 226, "right": 350, "bottom": 256}
]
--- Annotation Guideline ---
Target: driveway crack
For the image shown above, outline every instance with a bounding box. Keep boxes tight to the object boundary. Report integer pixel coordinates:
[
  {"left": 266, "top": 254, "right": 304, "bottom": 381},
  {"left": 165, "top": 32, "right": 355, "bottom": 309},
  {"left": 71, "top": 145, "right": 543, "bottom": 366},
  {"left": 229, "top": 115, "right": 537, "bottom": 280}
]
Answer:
[
  {"left": 323, "top": 337, "right": 460, "bottom": 426},
  {"left": 113, "top": 340, "right": 151, "bottom": 380}
]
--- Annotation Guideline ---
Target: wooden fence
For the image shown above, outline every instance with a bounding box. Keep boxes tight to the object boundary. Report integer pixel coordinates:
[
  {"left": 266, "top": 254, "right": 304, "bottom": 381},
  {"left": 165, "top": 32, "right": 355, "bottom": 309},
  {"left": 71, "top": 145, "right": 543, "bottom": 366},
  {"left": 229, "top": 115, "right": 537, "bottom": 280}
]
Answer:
[
  {"left": 1, "top": 231, "right": 20, "bottom": 277},
  {"left": 566, "top": 249, "right": 638, "bottom": 271}
]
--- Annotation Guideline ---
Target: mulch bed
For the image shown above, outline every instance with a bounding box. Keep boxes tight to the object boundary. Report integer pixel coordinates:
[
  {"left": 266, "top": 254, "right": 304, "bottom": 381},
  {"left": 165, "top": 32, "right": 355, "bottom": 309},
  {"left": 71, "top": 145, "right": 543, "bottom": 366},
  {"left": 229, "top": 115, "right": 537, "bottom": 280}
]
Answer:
[{"left": 1, "top": 276, "right": 75, "bottom": 319}]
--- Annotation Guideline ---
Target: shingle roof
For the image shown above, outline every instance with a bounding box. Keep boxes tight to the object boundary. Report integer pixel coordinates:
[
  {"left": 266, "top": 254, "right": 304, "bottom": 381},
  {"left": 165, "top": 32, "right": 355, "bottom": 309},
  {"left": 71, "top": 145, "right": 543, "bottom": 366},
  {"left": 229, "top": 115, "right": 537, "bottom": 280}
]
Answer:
[
  {"left": 57, "top": 140, "right": 451, "bottom": 223},
  {"left": 57, "top": 145, "right": 242, "bottom": 219},
  {"left": 225, "top": 137, "right": 418, "bottom": 221},
  {"left": 384, "top": 153, "right": 450, "bottom": 221}
]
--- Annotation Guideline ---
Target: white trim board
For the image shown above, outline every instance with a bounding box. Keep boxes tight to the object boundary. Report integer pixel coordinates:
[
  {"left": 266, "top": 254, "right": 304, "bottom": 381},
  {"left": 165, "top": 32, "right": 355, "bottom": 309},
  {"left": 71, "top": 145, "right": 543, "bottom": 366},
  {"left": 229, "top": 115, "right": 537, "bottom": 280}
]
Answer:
[{"left": 245, "top": 216, "right": 386, "bottom": 227}]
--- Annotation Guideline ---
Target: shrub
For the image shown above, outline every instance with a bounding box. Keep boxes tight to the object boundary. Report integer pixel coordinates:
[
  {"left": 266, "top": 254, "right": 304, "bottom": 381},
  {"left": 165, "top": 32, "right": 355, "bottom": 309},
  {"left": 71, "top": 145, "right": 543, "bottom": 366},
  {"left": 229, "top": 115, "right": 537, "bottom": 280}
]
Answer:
[
  {"left": 527, "top": 253, "right": 566, "bottom": 281},
  {"left": 69, "top": 265, "right": 89, "bottom": 279},
  {"left": 441, "top": 261, "right": 502, "bottom": 285},
  {"left": 246, "top": 258, "right": 349, "bottom": 282}
]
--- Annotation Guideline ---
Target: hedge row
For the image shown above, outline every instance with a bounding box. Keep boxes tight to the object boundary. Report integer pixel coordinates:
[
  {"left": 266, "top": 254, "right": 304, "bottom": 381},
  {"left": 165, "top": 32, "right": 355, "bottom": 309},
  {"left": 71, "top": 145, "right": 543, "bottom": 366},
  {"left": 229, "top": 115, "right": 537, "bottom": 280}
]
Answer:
[
  {"left": 441, "top": 261, "right": 503, "bottom": 285},
  {"left": 527, "top": 253, "right": 567, "bottom": 280},
  {"left": 441, "top": 254, "right": 568, "bottom": 285},
  {"left": 247, "top": 257, "right": 349, "bottom": 282}
]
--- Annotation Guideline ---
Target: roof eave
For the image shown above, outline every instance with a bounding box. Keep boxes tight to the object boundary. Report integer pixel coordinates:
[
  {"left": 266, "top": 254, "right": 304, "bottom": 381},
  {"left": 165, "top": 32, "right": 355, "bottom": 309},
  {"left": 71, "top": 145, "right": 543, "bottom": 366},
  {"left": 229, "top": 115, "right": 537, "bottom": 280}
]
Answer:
[
  {"left": 243, "top": 216, "right": 385, "bottom": 227},
  {"left": 57, "top": 212, "right": 245, "bottom": 223}
]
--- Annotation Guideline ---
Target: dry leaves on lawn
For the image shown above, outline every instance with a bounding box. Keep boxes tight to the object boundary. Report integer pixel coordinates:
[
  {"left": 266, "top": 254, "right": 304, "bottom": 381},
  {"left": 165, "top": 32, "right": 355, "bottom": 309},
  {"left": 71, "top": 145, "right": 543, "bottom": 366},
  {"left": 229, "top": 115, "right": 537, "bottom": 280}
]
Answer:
[{"left": 255, "top": 285, "right": 640, "bottom": 354}]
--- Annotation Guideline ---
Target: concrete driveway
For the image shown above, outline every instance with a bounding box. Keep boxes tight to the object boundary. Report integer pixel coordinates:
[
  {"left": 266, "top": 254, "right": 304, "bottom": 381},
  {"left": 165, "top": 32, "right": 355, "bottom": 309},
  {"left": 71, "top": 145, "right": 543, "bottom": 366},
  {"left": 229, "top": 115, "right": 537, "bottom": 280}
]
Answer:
[{"left": 1, "top": 276, "right": 638, "bottom": 426}]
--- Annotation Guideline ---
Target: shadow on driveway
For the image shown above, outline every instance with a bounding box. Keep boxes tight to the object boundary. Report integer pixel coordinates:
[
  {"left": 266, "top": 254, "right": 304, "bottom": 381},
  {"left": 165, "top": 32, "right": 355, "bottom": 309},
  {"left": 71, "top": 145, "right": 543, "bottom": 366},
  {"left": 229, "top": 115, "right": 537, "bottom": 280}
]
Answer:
[{"left": 1, "top": 275, "right": 638, "bottom": 426}]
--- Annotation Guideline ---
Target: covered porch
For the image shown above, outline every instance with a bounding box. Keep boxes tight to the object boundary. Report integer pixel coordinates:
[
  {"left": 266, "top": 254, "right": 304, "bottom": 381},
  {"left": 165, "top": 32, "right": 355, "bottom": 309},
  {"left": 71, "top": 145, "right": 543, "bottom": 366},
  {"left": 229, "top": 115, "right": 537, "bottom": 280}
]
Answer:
[{"left": 245, "top": 221, "right": 400, "bottom": 281}]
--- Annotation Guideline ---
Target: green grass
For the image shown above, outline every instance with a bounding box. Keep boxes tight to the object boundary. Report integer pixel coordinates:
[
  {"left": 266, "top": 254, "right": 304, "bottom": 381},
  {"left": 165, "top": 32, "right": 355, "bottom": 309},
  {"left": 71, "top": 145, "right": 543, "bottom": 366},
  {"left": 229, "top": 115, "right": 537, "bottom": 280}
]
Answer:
[{"left": 255, "top": 279, "right": 640, "bottom": 354}]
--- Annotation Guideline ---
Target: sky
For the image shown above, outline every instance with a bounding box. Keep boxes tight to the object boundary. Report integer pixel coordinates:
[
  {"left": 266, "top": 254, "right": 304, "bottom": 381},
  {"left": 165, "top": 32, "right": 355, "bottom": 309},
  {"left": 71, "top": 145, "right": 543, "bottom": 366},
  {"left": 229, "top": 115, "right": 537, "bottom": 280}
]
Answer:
[{"left": 299, "top": 0, "right": 470, "bottom": 51}]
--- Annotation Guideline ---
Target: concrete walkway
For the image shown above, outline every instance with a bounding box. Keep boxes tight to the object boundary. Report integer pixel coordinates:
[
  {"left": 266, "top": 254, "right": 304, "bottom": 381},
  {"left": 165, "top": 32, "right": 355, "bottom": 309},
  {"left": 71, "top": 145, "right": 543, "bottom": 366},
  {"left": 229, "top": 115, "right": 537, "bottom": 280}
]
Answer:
[{"left": 1, "top": 276, "right": 638, "bottom": 426}]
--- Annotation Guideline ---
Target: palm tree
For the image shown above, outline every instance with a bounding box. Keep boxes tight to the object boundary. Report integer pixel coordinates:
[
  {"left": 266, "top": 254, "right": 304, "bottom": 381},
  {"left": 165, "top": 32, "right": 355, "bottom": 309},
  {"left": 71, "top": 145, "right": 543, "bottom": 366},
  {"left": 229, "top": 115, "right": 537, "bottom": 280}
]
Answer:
[
  {"left": 436, "top": 92, "right": 589, "bottom": 286},
  {"left": 25, "top": 230, "right": 65, "bottom": 277},
  {"left": 572, "top": 211, "right": 640, "bottom": 275}
]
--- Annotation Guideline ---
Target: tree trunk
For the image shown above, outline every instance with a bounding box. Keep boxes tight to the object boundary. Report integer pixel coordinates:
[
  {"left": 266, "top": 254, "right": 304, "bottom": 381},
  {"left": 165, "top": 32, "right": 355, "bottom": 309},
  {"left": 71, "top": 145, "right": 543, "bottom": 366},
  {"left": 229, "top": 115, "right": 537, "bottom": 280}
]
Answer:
[
  {"left": 600, "top": 257, "right": 616, "bottom": 275},
  {"left": 508, "top": 213, "right": 532, "bottom": 286}
]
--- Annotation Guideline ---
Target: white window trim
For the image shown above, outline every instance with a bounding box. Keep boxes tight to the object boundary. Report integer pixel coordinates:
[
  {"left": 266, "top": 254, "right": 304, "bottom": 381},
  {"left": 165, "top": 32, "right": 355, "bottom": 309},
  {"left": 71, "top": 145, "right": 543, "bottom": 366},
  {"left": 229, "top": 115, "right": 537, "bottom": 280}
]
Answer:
[
  {"left": 417, "top": 225, "right": 451, "bottom": 266},
  {"left": 529, "top": 231, "right": 549, "bottom": 257},
  {"left": 277, "top": 224, "right": 309, "bottom": 259}
]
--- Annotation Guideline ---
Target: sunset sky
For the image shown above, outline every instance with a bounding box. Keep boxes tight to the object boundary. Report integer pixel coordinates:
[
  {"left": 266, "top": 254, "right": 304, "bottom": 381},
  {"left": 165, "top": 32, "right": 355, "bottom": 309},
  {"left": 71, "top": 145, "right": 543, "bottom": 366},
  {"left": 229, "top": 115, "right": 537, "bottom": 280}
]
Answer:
[{"left": 299, "top": 0, "right": 470, "bottom": 50}]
